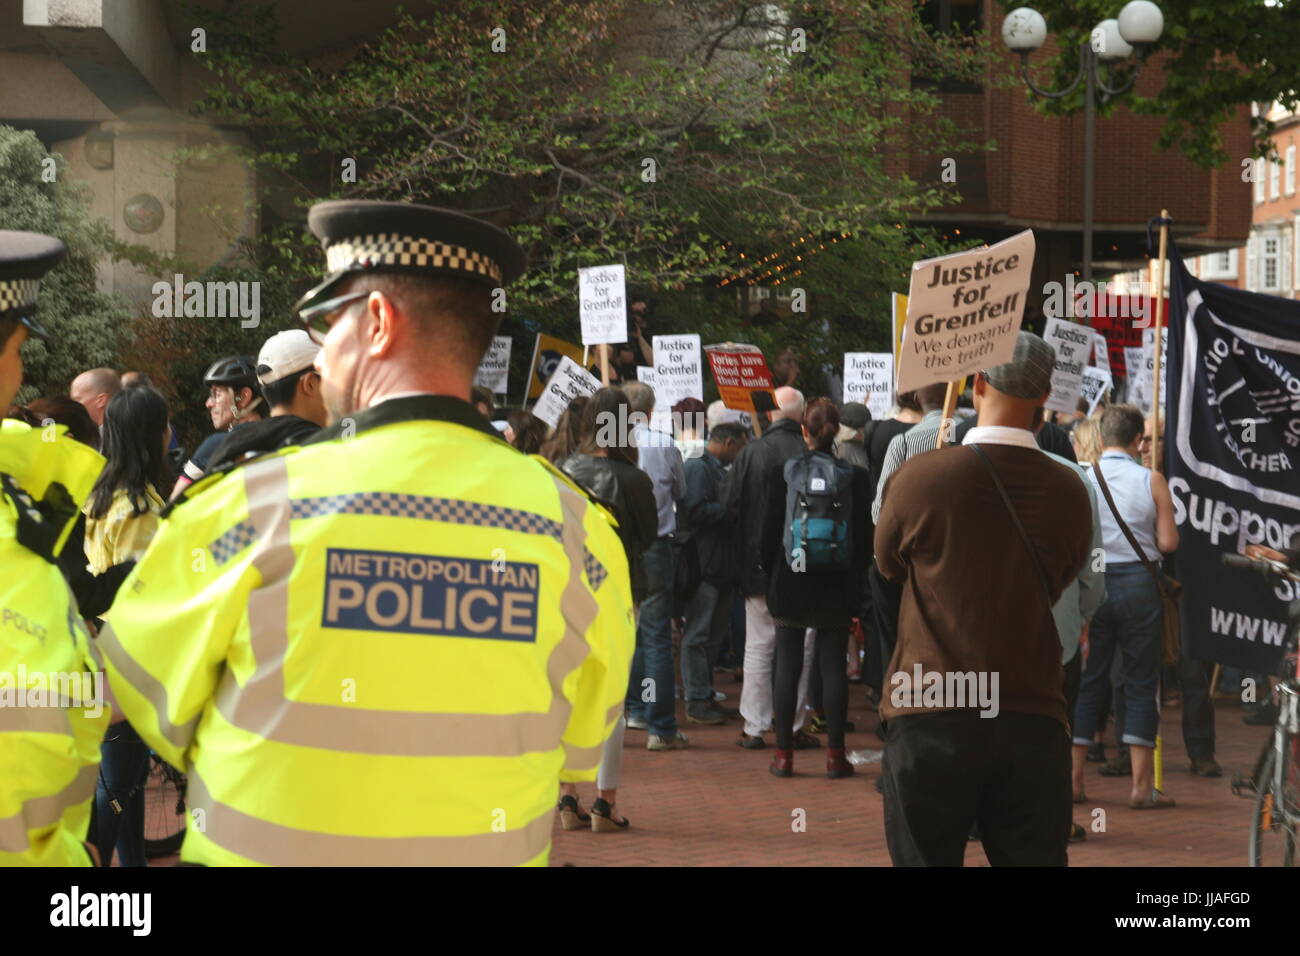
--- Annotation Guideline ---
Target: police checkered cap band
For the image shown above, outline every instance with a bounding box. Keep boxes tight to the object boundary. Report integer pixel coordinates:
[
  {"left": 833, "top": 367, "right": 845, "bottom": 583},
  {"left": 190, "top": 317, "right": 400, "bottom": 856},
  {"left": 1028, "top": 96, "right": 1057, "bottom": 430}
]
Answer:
[
  {"left": 325, "top": 233, "right": 503, "bottom": 284},
  {"left": 0, "top": 278, "right": 41, "bottom": 314}
]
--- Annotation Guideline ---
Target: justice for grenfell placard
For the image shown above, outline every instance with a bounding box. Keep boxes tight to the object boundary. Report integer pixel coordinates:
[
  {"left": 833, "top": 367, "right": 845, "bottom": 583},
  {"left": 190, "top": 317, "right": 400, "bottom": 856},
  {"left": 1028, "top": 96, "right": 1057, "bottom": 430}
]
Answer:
[
  {"left": 896, "top": 230, "right": 1035, "bottom": 393},
  {"left": 578, "top": 264, "right": 628, "bottom": 346}
]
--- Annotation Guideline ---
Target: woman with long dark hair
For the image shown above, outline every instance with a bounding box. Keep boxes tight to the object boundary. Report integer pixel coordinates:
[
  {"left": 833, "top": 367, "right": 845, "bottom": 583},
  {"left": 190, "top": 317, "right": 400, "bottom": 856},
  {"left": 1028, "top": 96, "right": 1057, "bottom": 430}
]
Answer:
[
  {"left": 555, "top": 387, "right": 658, "bottom": 832},
  {"left": 83, "top": 383, "right": 172, "bottom": 868},
  {"left": 85, "top": 385, "right": 171, "bottom": 571},
  {"left": 763, "top": 397, "right": 874, "bottom": 779}
]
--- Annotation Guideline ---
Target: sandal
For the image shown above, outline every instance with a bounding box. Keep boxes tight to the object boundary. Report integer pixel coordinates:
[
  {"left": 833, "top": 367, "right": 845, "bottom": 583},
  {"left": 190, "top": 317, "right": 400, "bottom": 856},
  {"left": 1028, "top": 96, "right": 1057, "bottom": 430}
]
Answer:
[
  {"left": 1130, "top": 789, "right": 1176, "bottom": 810},
  {"left": 557, "top": 794, "right": 590, "bottom": 830},
  {"left": 590, "top": 797, "right": 630, "bottom": 832},
  {"left": 1068, "top": 822, "right": 1087, "bottom": 843},
  {"left": 1099, "top": 753, "right": 1131, "bottom": 777},
  {"left": 1073, "top": 789, "right": 1088, "bottom": 805}
]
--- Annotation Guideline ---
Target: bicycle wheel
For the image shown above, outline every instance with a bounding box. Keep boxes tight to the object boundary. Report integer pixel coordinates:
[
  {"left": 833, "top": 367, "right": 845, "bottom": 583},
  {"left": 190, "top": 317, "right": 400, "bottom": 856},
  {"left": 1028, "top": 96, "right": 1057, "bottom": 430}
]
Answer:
[
  {"left": 1250, "top": 728, "right": 1298, "bottom": 867},
  {"left": 142, "top": 755, "right": 187, "bottom": 859}
]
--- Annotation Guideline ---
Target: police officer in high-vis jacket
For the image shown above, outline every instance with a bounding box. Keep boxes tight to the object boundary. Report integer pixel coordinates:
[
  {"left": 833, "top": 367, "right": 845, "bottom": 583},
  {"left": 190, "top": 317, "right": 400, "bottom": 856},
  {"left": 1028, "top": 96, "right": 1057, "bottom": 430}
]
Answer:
[
  {"left": 0, "top": 231, "right": 110, "bottom": 866},
  {"left": 100, "top": 201, "right": 636, "bottom": 866}
]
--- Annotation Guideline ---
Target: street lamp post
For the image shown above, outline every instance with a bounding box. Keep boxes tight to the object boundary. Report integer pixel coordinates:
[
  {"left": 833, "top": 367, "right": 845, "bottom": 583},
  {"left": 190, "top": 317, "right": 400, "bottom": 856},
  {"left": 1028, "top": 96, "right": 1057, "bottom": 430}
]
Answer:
[{"left": 1002, "top": 2, "right": 1165, "bottom": 285}]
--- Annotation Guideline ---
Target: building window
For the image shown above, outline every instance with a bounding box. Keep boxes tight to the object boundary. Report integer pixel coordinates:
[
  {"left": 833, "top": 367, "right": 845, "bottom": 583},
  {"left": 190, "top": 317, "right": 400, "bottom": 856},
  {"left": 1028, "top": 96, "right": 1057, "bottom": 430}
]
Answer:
[
  {"left": 1270, "top": 159, "right": 1281, "bottom": 199},
  {"left": 1287, "top": 145, "right": 1296, "bottom": 196},
  {"left": 1255, "top": 158, "right": 1266, "bottom": 203},
  {"left": 1262, "top": 237, "right": 1280, "bottom": 291},
  {"left": 1202, "top": 250, "right": 1238, "bottom": 280}
]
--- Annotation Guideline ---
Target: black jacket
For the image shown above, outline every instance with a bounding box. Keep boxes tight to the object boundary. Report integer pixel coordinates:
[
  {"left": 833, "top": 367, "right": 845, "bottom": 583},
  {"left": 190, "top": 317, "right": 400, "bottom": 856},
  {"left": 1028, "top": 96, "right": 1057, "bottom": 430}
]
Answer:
[
  {"left": 208, "top": 415, "right": 322, "bottom": 472},
  {"left": 722, "top": 418, "right": 809, "bottom": 596},
  {"left": 678, "top": 451, "right": 734, "bottom": 582},
  {"left": 560, "top": 452, "right": 658, "bottom": 602},
  {"left": 761, "top": 458, "right": 874, "bottom": 628},
  {"left": 57, "top": 512, "right": 134, "bottom": 620}
]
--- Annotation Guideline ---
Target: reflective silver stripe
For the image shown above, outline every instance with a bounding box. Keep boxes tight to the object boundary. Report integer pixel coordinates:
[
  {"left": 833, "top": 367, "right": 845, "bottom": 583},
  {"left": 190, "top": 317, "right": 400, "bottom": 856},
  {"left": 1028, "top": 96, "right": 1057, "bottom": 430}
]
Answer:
[
  {"left": 0, "top": 705, "right": 73, "bottom": 734},
  {"left": 0, "top": 763, "right": 97, "bottom": 855},
  {"left": 186, "top": 769, "right": 551, "bottom": 866},
  {"left": 96, "top": 621, "right": 198, "bottom": 752},
  {"left": 212, "top": 458, "right": 602, "bottom": 757}
]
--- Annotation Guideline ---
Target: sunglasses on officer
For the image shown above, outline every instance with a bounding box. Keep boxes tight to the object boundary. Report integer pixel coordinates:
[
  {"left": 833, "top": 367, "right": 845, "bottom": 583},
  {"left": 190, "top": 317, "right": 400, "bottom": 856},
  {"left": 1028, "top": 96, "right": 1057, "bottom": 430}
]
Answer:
[{"left": 298, "top": 290, "right": 373, "bottom": 344}]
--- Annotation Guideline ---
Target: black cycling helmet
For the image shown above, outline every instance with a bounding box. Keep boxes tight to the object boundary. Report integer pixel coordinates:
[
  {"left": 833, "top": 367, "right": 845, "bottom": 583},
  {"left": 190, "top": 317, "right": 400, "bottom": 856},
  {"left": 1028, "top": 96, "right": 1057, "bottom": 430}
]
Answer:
[{"left": 203, "top": 355, "right": 259, "bottom": 391}]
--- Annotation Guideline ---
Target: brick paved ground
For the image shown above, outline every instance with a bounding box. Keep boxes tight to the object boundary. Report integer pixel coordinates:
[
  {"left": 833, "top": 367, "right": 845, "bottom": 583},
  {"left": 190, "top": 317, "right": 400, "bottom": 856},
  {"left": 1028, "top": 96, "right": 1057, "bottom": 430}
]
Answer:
[
  {"left": 138, "top": 678, "right": 1270, "bottom": 868},
  {"left": 548, "top": 678, "right": 1271, "bottom": 867}
]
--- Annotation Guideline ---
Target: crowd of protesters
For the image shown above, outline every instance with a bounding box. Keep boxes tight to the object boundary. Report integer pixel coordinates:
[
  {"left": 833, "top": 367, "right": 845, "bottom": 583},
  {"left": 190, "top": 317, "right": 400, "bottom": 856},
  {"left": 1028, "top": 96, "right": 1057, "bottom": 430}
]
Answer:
[{"left": 12, "top": 316, "right": 1263, "bottom": 868}]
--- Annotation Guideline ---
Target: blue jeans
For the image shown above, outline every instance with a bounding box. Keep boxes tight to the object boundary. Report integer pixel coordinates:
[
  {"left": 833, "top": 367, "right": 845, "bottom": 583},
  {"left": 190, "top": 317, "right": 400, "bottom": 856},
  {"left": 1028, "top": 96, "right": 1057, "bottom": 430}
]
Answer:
[
  {"left": 681, "top": 580, "right": 732, "bottom": 702},
  {"left": 626, "top": 537, "right": 678, "bottom": 735},
  {"left": 94, "top": 720, "right": 151, "bottom": 867},
  {"left": 1073, "top": 564, "right": 1163, "bottom": 749}
]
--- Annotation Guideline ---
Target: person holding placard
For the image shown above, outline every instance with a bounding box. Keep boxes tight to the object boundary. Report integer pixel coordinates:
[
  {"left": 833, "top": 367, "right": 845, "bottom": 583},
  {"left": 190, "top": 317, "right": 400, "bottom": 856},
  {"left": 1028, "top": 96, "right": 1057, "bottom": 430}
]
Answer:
[
  {"left": 875, "top": 332, "right": 1092, "bottom": 866},
  {"left": 622, "top": 382, "right": 689, "bottom": 752}
]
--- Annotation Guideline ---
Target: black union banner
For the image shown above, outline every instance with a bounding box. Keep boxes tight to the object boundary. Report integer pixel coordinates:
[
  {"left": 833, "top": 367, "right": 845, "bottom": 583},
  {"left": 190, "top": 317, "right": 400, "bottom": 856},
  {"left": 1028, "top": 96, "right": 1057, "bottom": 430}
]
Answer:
[{"left": 1166, "top": 242, "right": 1300, "bottom": 673}]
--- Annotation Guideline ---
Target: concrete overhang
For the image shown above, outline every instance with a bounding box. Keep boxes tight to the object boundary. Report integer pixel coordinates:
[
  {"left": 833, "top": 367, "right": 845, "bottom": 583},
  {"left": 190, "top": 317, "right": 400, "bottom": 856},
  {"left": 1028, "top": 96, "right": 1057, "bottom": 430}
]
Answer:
[{"left": 22, "top": 0, "right": 179, "bottom": 114}]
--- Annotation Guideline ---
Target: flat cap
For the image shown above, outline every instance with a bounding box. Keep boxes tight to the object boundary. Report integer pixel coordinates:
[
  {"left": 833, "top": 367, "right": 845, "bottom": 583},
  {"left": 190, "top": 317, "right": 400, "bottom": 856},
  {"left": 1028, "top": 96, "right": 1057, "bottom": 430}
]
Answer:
[
  {"left": 294, "top": 200, "right": 527, "bottom": 315},
  {"left": 839, "top": 402, "right": 871, "bottom": 430},
  {"left": 982, "top": 330, "right": 1056, "bottom": 400},
  {"left": 0, "top": 230, "right": 68, "bottom": 341}
]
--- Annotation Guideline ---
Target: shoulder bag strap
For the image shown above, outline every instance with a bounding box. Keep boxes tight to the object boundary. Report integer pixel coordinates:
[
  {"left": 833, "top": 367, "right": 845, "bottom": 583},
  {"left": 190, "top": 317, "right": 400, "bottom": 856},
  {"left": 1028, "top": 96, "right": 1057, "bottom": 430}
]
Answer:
[
  {"left": 968, "top": 444, "right": 1055, "bottom": 610},
  {"left": 1092, "top": 460, "right": 1166, "bottom": 593}
]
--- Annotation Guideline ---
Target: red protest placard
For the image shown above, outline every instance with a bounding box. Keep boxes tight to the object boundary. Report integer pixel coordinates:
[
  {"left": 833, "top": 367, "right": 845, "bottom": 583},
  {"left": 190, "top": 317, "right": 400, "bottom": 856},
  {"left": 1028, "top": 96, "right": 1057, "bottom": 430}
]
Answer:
[
  {"left": 704, "top": 343, "right": 776, "bottom": 413},
  {"left": 1080, "top": 293, "right": 1164, "bottom": 379}
]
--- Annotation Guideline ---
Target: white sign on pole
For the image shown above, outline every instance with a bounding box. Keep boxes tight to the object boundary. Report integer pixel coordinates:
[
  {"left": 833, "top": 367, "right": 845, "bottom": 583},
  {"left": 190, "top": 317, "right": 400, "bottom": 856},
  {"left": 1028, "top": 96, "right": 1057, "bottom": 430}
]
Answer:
[
  {"left": 1042, "top": 318, "right": 1092, "bottom": 414},
  {"left": 473, "top": 336, "right": 512, "bottom": 394},
  {"left": 842, "top": 352, "right": 894, "bottom": 422},
  {"left": 1079, "top": 366, "right": 1113, "bottom": 415},
  {"left": 1090, "top": 329, "right": 1111, "bottom": 375},
  {"left": 897, "top": 230, "right": 1035, "bottom": 392},
  {"left": 578, "top": 264, "right": 627, "bottom": 346},
  {"left": 1124, "top": 346, "right": 1150, "bottom": 413},
  {"left": 532, "top": 355, "right": 601, "bottom": 429},
  {"left": 651, "top": 333, "right": 702, "bottom": 406}
]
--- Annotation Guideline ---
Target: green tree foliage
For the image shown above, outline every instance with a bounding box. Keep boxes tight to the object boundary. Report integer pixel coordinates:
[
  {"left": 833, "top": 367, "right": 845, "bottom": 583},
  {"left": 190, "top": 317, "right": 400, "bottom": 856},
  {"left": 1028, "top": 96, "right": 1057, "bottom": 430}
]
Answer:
[
  {"left": 998, "top": 0, "right": 1300, "bottom": 167},
  {"left": 0, "top": 126, "right": 133, "bottom": 404},
  {"left": 189, "top": 0, "right": 988, "bottom": 397}
]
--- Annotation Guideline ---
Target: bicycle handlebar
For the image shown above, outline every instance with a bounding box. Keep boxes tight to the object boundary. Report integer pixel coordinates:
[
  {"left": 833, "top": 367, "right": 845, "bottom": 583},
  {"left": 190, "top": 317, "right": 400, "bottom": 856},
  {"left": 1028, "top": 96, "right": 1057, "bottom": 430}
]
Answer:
[{"left": 1221, "top": 552, "right": 1300, "bottom": 582}]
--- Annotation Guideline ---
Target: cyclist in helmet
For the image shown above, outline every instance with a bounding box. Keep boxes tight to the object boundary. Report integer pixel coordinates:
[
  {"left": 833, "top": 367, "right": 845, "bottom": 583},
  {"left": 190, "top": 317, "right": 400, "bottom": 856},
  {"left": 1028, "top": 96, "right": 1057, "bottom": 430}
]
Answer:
[{"left": 169, "top": 355, "right": 266, "bottom": 500}]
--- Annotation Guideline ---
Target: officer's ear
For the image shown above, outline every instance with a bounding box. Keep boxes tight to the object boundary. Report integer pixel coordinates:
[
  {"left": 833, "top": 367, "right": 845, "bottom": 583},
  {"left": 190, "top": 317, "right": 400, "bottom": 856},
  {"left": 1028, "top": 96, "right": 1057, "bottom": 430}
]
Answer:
[{"left": 363, "top": 290, "right": 399, "bottom": 359}]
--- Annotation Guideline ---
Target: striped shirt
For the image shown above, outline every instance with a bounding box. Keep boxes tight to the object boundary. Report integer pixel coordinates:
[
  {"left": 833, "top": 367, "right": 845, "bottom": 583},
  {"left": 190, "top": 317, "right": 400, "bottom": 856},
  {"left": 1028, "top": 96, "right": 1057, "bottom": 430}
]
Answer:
[{"left": 871, "top": 408, "right": 951, "bottom": 523}]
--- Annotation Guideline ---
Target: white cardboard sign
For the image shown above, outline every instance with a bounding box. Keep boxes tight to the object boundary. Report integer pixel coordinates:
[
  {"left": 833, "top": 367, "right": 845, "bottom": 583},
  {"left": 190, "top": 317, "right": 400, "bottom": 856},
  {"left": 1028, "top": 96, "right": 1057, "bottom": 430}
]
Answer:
[
  {"left": 897, "top": 230, "right": 1035, "bottom": 392},
  {"left": 533, "top": 355, "right": 601, "bottom": 429},
  {"left": 842, "top": 352, "right": 894, "bottom": 422},
  {"left": 1080, "top": 366, "right": 1113, "bottom": 415},
  {"left": 651, "top": 333, "right": 702, "bottom": 411},
  {"left": 578, "top": 264, "right": 627, "bottom": 346},
  {"left": 1042, "top": 318, "right": 1093, "bottom": 414},
  {"left": 1091, "top": 329, "right": 1112, "bottom": 375},
  {"left": 473, "top": 336, "right": 512, "bottom": 394}
]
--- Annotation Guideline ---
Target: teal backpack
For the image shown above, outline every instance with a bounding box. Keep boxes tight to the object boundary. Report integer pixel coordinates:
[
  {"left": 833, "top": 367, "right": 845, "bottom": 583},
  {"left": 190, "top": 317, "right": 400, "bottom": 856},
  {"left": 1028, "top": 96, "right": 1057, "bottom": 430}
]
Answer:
[{"left": 782, "top": 451, "right": 853, "bottom": 571}]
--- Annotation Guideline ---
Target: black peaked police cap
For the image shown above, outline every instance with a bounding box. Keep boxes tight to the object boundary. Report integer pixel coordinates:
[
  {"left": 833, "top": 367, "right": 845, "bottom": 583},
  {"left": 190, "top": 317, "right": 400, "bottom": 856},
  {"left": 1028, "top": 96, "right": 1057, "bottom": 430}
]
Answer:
[
  {"left": 293, "top": 200, "right": 527, "bottom": 315},
  {"left": 0, "top": 230, "right": 68, "bottom": 342}
]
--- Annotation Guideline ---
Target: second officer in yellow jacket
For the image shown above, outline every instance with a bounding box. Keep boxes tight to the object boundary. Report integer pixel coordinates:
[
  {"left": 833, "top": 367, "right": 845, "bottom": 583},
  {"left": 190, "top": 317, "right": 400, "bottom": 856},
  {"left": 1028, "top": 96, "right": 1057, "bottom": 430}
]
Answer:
[{"left": 98, "top": 201, "right": 635, "bottom": 866}]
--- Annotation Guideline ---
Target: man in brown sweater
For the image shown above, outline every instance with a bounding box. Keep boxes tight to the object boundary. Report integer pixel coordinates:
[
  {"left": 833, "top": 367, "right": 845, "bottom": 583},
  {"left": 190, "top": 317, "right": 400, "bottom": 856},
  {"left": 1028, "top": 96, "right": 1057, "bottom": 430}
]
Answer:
[{"left": 874, "top": 331, "right": 1092, "bottom": 866}]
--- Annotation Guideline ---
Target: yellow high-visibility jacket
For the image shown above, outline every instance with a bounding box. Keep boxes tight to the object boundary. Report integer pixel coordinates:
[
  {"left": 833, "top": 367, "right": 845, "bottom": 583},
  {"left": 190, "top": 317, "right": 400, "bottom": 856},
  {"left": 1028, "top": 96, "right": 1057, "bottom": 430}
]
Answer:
[
  {"left": 101, "top": 396, "right": 635, "bottom": 866},
  {"left": 0, "top": 419, "right": 109, "bottom": 866}
]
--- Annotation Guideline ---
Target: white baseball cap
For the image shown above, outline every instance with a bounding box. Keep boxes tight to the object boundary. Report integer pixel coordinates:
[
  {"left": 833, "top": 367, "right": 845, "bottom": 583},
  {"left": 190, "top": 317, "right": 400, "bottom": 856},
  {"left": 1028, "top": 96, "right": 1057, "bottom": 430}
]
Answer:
[{"left": 257, "top": 329, "right": 320, "bottom": 385}]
